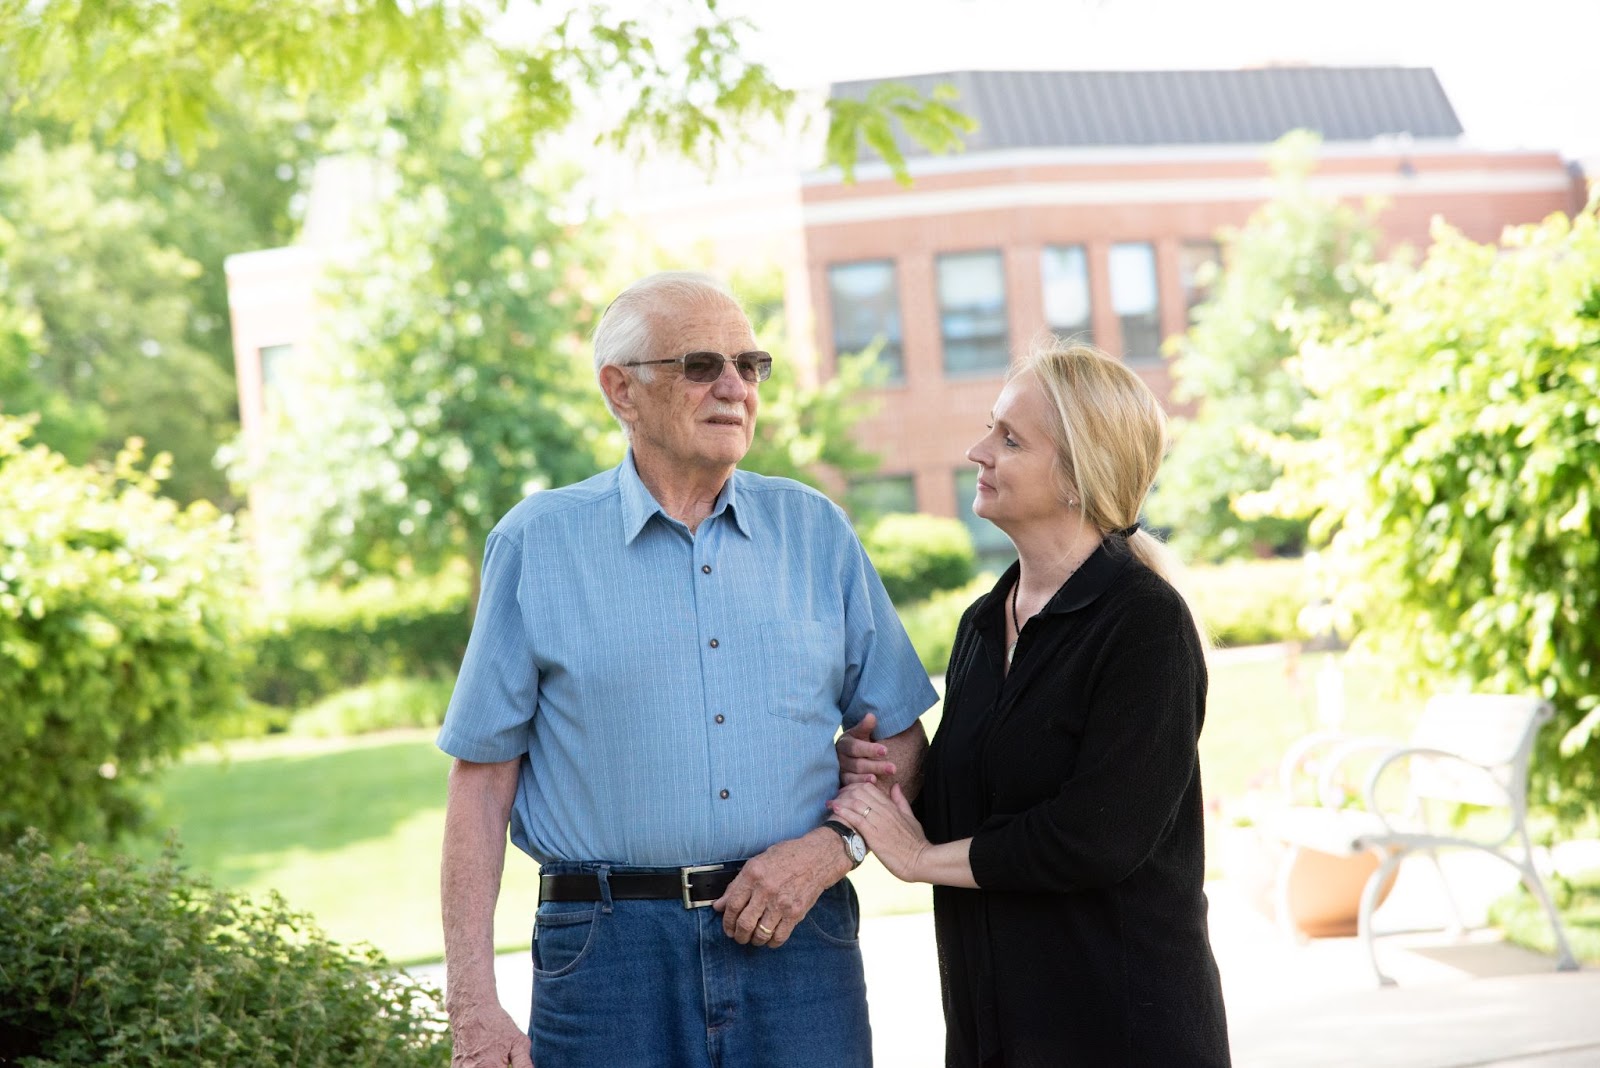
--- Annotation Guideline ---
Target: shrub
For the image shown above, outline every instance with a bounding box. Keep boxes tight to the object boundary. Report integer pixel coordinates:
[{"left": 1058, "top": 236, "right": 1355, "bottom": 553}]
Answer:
[
  {"left": 287, "top": 675, "right": 458, "bottom": 738},
  {"left": 244, "top": 570, "right": 470, "bottom": 712},
  {"left": 1185, "top": 558, "right": 1316, "bottom": 648},
  {"left": 860, "top": 513, "right": 977, "bottom": 606},
  {"left": 0, "top": 419, "right": 247, "bottom": 845},
  {"left": 1256, "top": 205, "right": 1600, "bottom": 822},
  {"left": 0, "top": 830, "right": 451, "bottom": 1067},
  {"left": 897, "top": 576, "right": 993, "bottom": 675}
]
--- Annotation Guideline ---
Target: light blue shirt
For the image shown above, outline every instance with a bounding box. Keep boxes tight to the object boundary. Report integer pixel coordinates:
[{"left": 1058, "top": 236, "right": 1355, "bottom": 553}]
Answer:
[{"left": 437, "top": 453, "right": 937, "bottom": 866}]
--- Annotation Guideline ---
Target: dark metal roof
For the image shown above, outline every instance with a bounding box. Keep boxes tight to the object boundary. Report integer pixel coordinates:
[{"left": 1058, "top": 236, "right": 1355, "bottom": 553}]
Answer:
[{"left": 829, "top": 68, "right": 1463, "bottom": 156}]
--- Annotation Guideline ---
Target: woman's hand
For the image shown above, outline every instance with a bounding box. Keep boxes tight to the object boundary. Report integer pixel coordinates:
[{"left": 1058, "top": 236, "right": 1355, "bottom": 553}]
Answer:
[
  {"left": 828, "top": 781, "right": 928, "bottom": 883},
  {"left": 835, "top": 712, "right": 897, "bottom": 786}
]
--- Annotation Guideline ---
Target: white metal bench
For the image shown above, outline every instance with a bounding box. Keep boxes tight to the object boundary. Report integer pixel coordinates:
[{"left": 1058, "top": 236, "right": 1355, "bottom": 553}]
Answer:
[{"left": 1273, "top": 694, "right": 1579, "bottom": 985}]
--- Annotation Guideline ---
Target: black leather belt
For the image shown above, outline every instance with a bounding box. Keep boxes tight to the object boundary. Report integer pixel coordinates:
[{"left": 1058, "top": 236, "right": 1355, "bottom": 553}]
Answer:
[{"left": 538, "top": 862, "right": 745, "bottom": 909}]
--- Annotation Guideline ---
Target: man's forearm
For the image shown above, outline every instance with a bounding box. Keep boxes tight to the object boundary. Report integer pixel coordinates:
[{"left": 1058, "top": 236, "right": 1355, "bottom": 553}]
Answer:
[
  {"left": 440, "top": 757, "right": 521, "bottom": 1010},
  {"left": 878, "top": 719, "right": 928, "bottom": 801}
]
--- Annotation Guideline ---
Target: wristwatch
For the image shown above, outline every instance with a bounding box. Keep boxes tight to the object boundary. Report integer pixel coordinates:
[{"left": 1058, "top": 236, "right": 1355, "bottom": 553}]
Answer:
[{"left": 823, "top": 819, "right": 868, "bottom": 869}]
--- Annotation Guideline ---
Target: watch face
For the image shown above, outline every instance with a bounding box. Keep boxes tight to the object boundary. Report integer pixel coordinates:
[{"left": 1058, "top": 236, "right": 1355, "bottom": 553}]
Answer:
[{"left": 846, "top": 831, "right": 868, "bottom": 864}]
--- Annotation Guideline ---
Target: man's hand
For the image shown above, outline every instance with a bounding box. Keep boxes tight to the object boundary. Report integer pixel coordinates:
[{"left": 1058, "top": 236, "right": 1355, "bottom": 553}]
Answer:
[
  {"left": 712, "top": 829, "right": 849, "bottom": 949},
  {"left": 446, "top": 999, "right": 533, "bottom": 1068},
  {"left": 836, "top": 712, "right": 897, "bottom": 786}
]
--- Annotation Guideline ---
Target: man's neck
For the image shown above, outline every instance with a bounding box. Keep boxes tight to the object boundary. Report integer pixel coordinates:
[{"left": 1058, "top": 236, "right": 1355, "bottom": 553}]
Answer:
[{"left": 632, "top": 451, "right": 734, "bottom": 532}]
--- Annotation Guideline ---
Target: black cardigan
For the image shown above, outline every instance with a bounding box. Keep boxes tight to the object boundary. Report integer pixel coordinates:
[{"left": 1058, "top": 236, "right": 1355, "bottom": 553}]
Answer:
[{"left": 919, "top": 539, "right": 1230, "bottom": 1067}]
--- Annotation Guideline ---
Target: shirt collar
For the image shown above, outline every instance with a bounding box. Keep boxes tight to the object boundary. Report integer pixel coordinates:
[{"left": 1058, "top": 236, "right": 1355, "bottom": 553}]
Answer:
[
  {"left": 617, "top": 451, "right": 751, "bottom": 544},
  {"left": 974, "top": 536, "right": 1133, "bottom": 626},
  {"left": 1041, "top": 537, "right": 1133, "bottom": 614}
]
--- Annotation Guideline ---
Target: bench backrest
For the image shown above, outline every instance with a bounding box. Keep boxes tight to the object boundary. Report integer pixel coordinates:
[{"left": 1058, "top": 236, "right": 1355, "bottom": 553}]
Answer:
[{"left": 1405, "top": 694, "right": 1552, "bottom": 807}]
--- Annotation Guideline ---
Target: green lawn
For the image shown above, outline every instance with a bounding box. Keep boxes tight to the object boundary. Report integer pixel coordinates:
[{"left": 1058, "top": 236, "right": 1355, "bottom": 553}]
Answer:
[{"left": 138, "top": 649, "right": 1414, "bottom": 965}]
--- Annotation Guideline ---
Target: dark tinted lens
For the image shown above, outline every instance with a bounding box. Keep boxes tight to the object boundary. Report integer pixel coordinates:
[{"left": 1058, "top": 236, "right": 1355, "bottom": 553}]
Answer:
[
  {"left": 680, "top": 352, "right": 724, "bottom": 382},
  {"left": 736, "top": 351, "right": 773, "bottom": 382}
]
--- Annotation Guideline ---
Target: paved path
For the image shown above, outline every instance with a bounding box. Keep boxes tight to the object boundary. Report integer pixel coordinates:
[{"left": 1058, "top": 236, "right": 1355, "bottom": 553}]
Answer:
[{"left": 413, "top": 847, "right": 1599, "bottom": 1066}]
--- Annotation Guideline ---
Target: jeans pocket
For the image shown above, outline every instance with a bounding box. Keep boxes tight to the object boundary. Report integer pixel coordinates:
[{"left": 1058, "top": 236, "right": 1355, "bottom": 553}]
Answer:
[
  {"left": 532, "top": 901, "right": 598, "bottom": 978},
  {"left": 802, "top": 880, "right": 861, "bottom": 947}
]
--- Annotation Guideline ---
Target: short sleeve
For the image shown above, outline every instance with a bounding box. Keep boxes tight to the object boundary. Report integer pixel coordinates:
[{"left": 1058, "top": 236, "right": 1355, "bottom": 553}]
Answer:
[
  {"left": 836, "top": 513, "right": 938, "bottom": 739},
  {"left": 436, "top": 530, "right": 539, "bottom": 763}
]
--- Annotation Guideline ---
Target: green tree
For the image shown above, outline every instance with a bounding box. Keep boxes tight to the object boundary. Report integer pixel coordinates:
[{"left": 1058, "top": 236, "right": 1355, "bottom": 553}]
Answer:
[
  {"left": 0, "top": 136, "right": 237, "bottom": 503},
  {"left": 1, "top": 0, "right": 971, "bottom": 182},
  {"left": 1254, "top": 203, "right": 1600, "bottom": 822},
  {"left": 124, "top": 90, "right": 329, "bottom": 385},
  {"left": 235, "top": 85, "right": 613, "bottom": 584},
  {"left": 1147, "top": 132, "right": 1382, "bottom": 560},
  {"left": 0, "top": 417, "right": 247, "bottom": 845}
]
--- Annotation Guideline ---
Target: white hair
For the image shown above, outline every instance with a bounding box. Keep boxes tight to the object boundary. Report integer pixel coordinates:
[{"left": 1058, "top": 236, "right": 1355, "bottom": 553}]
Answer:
[{"left": 593, "top": 271, "right": 743, "bottom": 432}]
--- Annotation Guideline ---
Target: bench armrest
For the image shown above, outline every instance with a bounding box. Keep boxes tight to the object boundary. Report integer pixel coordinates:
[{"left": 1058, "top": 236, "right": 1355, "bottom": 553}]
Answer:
[{"left": 1278, "top": 732, "right": 1400, "bottom": 807}]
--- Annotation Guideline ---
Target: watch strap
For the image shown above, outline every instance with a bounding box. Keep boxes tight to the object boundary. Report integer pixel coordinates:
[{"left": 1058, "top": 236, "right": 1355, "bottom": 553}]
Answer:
[{"left": 822, "top": 819, "right": 867, "bottom": 868}]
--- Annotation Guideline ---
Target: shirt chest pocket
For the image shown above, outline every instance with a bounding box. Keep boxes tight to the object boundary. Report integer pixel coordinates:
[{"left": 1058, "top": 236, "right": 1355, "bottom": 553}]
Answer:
[{"left": 756, "top": 620, "right": 843, "bottom": 727}]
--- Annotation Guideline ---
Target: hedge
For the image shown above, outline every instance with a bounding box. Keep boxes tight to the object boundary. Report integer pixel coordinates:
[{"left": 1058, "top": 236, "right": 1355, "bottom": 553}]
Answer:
[
  {"left": 244, "top": 570, "right": 470, "bottom": 712},
  {"left": 1185, "top": 557, "right": 1319, "bottom": 648},
  {"left": 859, "top": 513, "right": 977, "bottom": 606},
  {"left": 895, "top": 558, "right": 1316, "bottom": 676}
]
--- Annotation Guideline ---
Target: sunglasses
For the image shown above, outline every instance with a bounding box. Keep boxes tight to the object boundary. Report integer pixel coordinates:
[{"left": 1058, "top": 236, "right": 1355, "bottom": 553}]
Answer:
[{"left": 621, "top": 350, "right": 773, "bottom": 384}]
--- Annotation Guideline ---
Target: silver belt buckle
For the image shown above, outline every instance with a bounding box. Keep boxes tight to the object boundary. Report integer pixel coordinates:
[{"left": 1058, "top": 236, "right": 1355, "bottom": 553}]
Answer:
[{"left": 680, "top": 863, "right": 724, "bottom": 909}]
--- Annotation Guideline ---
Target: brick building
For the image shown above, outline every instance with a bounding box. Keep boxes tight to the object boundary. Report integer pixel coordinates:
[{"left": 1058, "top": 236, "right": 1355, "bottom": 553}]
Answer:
[
  {"left": 784, "top": 68, "right": 1585, "bottom": 563},
  {"left": 229, "top": 68, "right": 1586, "bottom": 568}
]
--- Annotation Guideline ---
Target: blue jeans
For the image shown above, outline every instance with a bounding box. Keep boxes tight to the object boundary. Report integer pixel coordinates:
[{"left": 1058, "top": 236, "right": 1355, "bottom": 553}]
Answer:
[{"left": 529, "top": 863, "right": 872, "bottom": 1067}]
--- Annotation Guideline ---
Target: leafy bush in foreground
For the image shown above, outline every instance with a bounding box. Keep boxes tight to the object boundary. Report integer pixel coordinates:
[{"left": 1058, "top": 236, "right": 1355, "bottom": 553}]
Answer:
[
  {"left": 0, "top": 830, "right": 450, "bottom": 1067},
  {"left": 0, "top": 418, "right": 246, "bottom": 845}
]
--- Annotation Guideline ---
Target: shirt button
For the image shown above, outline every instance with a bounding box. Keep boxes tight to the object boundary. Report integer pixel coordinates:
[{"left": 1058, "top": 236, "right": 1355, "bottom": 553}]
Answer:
[
  {"left": 715, "top": 714, "right": 725, "bottom": 724},
  {"left": 708, "top": 638, "right": 719, "bottom": 648},
  {"left": 701, "top": 564, "right": 712, "bottom": 574},
  {"left": 719, "top": 789, "right": 730, "bottom": 800}
]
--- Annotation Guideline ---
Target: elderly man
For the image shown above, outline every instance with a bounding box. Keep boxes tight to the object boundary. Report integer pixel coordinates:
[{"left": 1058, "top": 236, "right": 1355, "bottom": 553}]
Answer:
[{"left": 438, "top": 271, "right": 936, "bottom": 1067}]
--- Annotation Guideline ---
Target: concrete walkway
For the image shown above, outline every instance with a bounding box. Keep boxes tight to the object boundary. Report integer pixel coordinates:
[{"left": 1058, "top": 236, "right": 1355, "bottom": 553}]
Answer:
[{"left": 413, "top": 847, "right": 1599, "bottom": 1066}]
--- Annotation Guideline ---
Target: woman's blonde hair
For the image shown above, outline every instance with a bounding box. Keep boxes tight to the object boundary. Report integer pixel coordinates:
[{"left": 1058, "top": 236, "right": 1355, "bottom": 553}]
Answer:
[{"left": 1018, "top": 340, "right": 1209, "bottom": 646}]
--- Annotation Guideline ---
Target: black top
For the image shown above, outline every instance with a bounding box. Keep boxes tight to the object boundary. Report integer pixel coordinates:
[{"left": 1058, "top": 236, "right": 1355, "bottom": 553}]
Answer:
[{"left": 920, "top": 539, "right": 1230, "bottom": 1067}]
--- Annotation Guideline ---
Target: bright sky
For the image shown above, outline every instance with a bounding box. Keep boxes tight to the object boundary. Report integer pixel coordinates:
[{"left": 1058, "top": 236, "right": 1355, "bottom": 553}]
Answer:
[{"left": 723, "top": 0, "right": 1600, "bottom": 161}]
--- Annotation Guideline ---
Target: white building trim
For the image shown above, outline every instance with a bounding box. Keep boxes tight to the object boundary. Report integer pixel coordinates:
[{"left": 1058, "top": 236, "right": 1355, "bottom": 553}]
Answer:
[{"left": 802, "top": 170, "right": 1572, "bottom": 227}]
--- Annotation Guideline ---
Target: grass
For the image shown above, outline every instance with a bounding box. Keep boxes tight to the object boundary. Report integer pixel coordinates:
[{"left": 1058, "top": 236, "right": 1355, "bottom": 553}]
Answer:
[
  {"left": 1489, "top": 868, "right": 1600, "bottom": 966},
  {"left": 134, "top": 730, "right": 491, "bottom": 967},
  {"left": 137, "top": 648, "right": 1416, "bottom": 965},
  {"left": 1200, "top": 647, "right": 1419, "bottom": 809}
]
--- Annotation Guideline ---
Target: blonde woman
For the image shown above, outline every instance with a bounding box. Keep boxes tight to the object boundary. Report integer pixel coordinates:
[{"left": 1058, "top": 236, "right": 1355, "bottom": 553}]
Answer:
[{"left": 833, "top": 343, "right": 1230, "bottom": 1066}]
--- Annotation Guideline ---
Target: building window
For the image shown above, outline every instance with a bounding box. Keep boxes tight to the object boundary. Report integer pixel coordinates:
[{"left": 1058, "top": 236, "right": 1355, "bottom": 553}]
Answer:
[
  {"left": 258, "top": 343, "right": 297, "bottom": 415},
  {"left": 953, "top": 468, "right": 1017, "bottom": 574},
  {"left": 828, "top": 260, "right": 903, "bottom": 383},
  {"left": 847, "top": 474, "right": 917, "bottom": 522},
  {"left": 1179, "top": 240, "right": 1222, "bottom": 325},
  {"left": 937, "top": 250, "right": 1009, "bottom": 376},
  {"left": 1041, "top": 245, "right": 1093, "bottom": 344},
  {"left": 1109, "top": 242, "right": 1161, "bottom": 362}
]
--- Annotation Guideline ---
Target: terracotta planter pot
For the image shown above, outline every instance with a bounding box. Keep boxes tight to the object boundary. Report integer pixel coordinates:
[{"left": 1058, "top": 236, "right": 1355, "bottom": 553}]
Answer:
[{"left": 1223, "top": 826, "right": 1398, "bottom": 938}]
